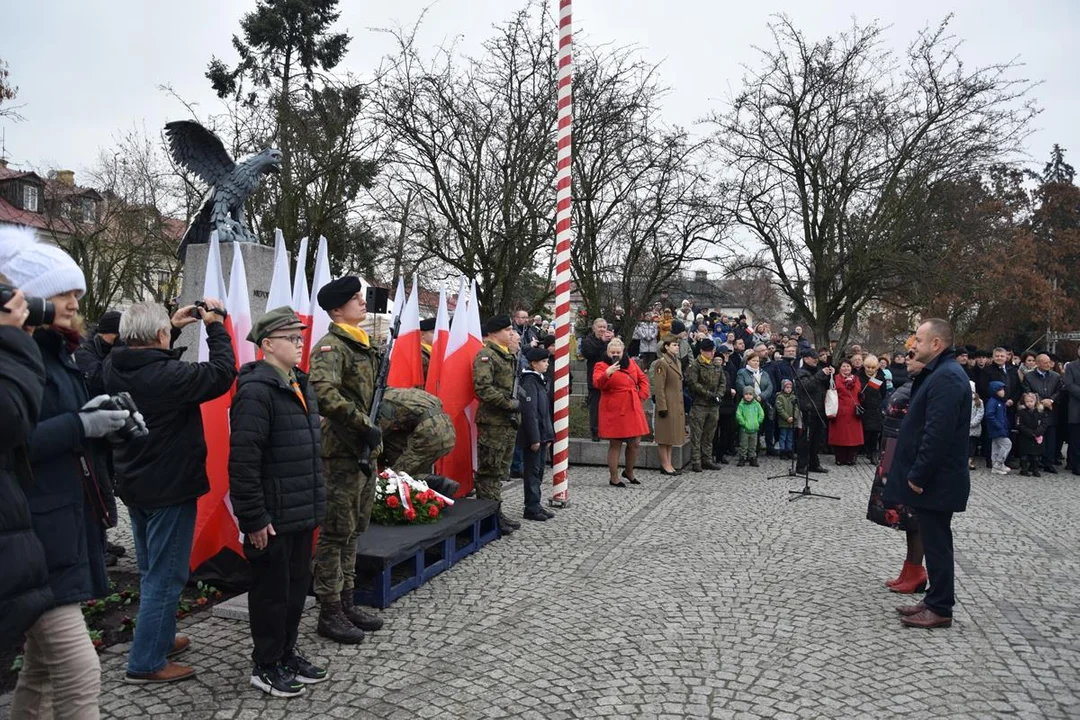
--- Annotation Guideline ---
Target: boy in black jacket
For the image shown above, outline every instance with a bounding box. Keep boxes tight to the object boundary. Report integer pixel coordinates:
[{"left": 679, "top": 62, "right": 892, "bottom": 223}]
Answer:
[
  {"left": 517, "top": 347, "right": 556, "bottom": 521},
  {"left": 229, "top": 307, "right": 328, "bottom": 697}
]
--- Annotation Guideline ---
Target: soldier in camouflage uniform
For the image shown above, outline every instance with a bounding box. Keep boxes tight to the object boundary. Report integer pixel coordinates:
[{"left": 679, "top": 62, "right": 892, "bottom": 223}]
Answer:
[
  {"left": 308, "top": 276, "right": 384, "bottom": 644},
  {"left": 473, "top": 314, "right": 523, "bottom": 535},
  {"left": 686, "top": 338, "right": 726, "bottom": 472},
  {"left": 377, "top": 387, "right": 458, "bottom": 496}
]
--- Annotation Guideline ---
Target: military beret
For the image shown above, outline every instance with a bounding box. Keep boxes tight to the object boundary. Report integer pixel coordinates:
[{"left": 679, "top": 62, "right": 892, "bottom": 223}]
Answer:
[
  {"left": 248, "top": 306, "right": 306, "bottom": 345},
  {"left": 670, "top": 320, "right": 686, "bottom": 335},
  {"left": 483, "top": 314, "right": 512, "bottom": 335},
  {"left": 419, "top": 318, "right": 436, "bottom": 332},
  {"left": 316, "top": 276, "right": 363, "bottom": 312},
  {"left": 698, "top": 338, "right": 716, "bottom": 352},
  {"left": 525, "top": 347, "right": 550, "bottom": 362},
  {"left": 801, "top": 349, "right": 820, "bottom": 360},
  {"left": 96, "top": 310, "right": 122, "bottom": 335}
]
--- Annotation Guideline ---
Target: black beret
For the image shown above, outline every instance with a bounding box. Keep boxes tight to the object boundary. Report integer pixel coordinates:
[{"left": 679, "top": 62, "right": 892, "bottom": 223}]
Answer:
[
  {"left": 954, "top": 347, "right": 970, "bottom": 358},
  {"left": 974, "top": 349, "right": 991, "bottom": 359},
  {"left": 801, "top": 349, "right": 820, "bottom": 360},
  {"left": 525, "top": 347, "right": 550, "bottom": 362},
  {"left": 96, "top": 310, "right": 122, "bottom": 335},
  {"left": 483, "top": 313, "right": 512, "bottom": 335},
  {"left": 698, "top": 338, "right": 716, "bottom": 352},
  {"left": 316, "top": 276, "right": 363, "bottom": 312},
  {"left": 541, "top": 334, "right": 556, "bottom": 348},
  {"left": 964, "top": 344, "right": 978, "bottom": 355},
  {"left": 419, "top": 318, "right": 436, "bottom": 332},
  {"left": 670, "top": 320, "right": 686, "bottom": 335}
]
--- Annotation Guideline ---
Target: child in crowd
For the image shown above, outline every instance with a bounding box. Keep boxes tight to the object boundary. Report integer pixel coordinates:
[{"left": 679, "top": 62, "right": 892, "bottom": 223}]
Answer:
[
  {"left": 985, "top": 380, "right": 1012, "bottom": 475},
  {"left": 517, "top": 347, "right": 556, "bottom": 521},
  {"left": 774, "top": 379, "right": 799, "bottom": 459},
  {"left": 735, "top": 385, "right": 765, "bottom": 467},
  {"left": 968, "top": 380, "right": 984, "bottom": 471},
  {"left": 1016, "top": 392, "right": 1048, "bottom": 477}
]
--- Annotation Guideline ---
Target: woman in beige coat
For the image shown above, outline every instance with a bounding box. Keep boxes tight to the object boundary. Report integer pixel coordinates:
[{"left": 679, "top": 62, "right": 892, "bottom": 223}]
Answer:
[{"left": 653, "top": 334, "right": 686, "bottom": 475}]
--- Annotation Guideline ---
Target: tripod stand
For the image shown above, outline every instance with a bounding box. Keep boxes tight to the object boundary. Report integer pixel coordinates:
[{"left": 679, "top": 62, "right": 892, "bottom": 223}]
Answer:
[{"left": 783, "top": 362, "right": 840, "bottom": 502}]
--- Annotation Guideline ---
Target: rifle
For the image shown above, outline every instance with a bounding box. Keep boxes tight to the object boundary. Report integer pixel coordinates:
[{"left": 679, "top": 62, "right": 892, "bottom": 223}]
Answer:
[
  {"left": 359, "top": 310, "right": 403, "bottom": 474},
  {"left": 509, "top": 353, "right": 522, "bottom": 430}
]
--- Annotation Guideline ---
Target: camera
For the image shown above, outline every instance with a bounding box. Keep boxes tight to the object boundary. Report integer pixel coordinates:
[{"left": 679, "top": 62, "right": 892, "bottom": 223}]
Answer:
[
  {"left": 0, "top": 282, "right": 55, "bottom": 327},
  {"left": 188, "top": 300, "right": 228, "bottom": 319},
  {"left": 99, "top": 392, "right": 148, "bottom": 442}
]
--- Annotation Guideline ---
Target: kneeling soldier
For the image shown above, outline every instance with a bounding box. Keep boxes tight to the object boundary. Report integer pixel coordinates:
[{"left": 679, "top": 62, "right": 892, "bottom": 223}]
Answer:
[
  {"left": 377, "top": 387, "right": 459, "bottom": 496},
  {"left": 229, "top": 307, "right": 328, "bottom": 697}
]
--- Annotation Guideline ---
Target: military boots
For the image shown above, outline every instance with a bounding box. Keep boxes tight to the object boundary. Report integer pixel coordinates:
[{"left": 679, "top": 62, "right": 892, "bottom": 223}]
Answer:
[
  {"left": 340, "top": 590, "right": 384, "bottom": 631},
  {"left": 317, "top": 600, "right": 365, "bottom": 644}
]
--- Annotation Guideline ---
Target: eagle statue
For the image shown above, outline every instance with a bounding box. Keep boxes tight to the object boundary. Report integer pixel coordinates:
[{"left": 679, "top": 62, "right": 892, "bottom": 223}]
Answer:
[{"left": 164, "top": 120, "right": 282, "bottom": 259}]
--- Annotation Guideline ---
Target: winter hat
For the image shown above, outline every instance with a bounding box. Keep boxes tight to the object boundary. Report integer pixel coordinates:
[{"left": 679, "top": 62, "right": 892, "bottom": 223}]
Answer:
[{"left": 0, "top": 226, "right": 85, "bottom": 299}]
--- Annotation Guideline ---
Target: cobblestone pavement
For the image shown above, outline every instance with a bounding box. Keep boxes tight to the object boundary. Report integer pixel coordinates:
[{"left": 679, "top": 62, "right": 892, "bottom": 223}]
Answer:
[{"left": 3, "top": 456, "right": 1078, "bottom": 719}]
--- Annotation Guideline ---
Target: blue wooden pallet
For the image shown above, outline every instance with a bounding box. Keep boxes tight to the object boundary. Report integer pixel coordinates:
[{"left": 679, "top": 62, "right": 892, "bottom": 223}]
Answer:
[{"left": 352, "top": 498, "right": 500, "bottom": 609}]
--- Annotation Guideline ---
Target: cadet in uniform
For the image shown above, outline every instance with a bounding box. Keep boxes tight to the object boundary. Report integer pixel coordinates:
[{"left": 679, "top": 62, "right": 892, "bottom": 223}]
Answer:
[
  {"left": 308, "top": 276, "right": 384, "bottom": 644},
  {"left": 686, "top": 338, "right": 726, "bottom": 472},
  {"left": 473, "top": 314, "right": 522, "bottom": 535},
  {"left": 376, "top": 387, "right": 459, "bottom": 496},
  {"left": 420, "top": 318, "right": 435, "bottom": 383}
]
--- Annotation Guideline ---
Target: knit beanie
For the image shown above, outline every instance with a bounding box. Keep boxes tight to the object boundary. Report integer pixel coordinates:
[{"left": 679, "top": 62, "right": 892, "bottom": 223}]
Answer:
[{"left": 0, "top": 226, "right": 85, "bottom": 299}]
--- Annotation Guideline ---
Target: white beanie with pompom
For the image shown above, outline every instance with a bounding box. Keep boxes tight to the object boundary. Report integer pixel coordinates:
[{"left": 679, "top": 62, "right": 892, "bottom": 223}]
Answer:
[{"left": 0, "top": 226, "right": 85, "bottom": 299}]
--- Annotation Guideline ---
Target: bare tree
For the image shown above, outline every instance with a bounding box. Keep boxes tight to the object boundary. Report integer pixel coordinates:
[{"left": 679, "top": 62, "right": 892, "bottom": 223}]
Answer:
[
  {"left": 708, "top": 15, "right": 1037, "bottom": 349},
  {"left": 0, "top": 58, "right": 21, "bottom": 121}
]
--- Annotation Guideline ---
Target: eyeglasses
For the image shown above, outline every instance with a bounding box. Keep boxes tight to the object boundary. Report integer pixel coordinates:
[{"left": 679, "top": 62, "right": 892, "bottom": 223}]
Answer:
[{"left": 268, "top": 334, "right": 305, "bottom": 346}]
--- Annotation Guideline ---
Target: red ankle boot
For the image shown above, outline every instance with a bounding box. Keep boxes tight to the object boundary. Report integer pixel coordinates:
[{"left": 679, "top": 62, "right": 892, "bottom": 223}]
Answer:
[
  {"left": 889, "top": 563, "right": 927, "bottom": 594},
  {"left": 884, "top": 561, "right": 911, "bottom": 588}
]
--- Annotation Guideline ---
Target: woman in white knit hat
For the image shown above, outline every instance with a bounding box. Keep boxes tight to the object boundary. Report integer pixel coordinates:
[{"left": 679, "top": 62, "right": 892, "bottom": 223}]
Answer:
[{"left": 0, "top": 227, "right": 131, "bottom": 718}]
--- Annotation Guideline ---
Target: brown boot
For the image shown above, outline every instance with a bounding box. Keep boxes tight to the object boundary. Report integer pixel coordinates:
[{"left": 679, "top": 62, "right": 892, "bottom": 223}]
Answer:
[
  {"left": 317, "top": 600, "right": 366, "bottom": 644},
  {"left": 124, "top": 661, "right": 196, "bottom": 684},
  {"left": 341, "top": 590, "right": 384, "bottom": 631}
]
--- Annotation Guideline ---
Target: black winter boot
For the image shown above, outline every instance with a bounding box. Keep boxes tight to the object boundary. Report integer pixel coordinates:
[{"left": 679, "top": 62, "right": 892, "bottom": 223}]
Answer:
[
  {"left": 317, "top": 600, "right": 365, "bottom": 644},
  {"left": 340, "top": 590, "right": 384, "bottom": 631}
]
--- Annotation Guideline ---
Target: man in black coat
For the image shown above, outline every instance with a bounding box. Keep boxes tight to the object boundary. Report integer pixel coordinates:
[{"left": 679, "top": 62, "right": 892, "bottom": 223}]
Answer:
[
  {"left": 885, "top": 319, "right": 970, "bottom": 629},
  {"left": 1064, "top": 348, "right": 1080, "bottom": 475},
  {"left": 1023, "top": 353, "right": 1064, "bottom": 473},
  {"left": 888, "top": 352, "right": 910, "bottom": 389},
  {"left": 104, "top": 299, "right": 236, "bottom": 683},
  {"left": 0, "top": 291, "right": 54, "bottom": 649},
  {"left": 794, "top": 350, "right": 834, "bottom": 474},
  {"left": 229, "top": 307, "right": 328, "bottom": 697},
  {"left": 74, "top": 310, "right": 122, "bottom": 397},
  {"left": 579, "top": 317, "right": 613, "bottom": 441}
]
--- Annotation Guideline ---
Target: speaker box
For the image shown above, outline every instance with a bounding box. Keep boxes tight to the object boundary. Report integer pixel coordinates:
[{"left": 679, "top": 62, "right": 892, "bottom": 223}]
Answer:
[{"left": 365, "top": 286, "right": 390, "bottom": 314}]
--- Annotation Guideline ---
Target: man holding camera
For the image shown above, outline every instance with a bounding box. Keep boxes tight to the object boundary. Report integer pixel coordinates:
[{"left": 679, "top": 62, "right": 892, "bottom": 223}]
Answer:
[
  {"left": 104, "top": 299, "right": 237, "bottom": 684},
  {"left": 309, "top": 277, "right": 384, "bottom": 645}
]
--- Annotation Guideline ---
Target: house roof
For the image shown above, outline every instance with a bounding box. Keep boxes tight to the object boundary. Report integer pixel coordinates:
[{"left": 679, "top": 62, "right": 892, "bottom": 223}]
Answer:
[
  {"left": 0, "top": 196, "right": 55, "bottom": 232},
  {"left": 0, "top": 167, "right": 44, "bottom": 184}
]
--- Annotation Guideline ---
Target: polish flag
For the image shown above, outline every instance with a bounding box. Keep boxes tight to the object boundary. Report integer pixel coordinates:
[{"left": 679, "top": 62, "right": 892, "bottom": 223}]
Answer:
[
  {"left": 227, "top": 245, "right": 256, "bottom": 367},
  {"left": 387, "top": 275, "right": 424, "bottom": 388},
  {"left": 265, "top": 228, "right": 292, "bottom": 313},
  {"left": 308, "top": 236, "right": 333, "bottom": 351},
  {"left": 435, "top": 277, "right": 483, "bottom": 496},
  {"left": 388, "top": 276, "right": 405, "bottom": 326},
  {"left": 424, "top": 284, "right": 450, "bottom": 396},
  {"left": 190, "top": 232, "right": 243, "bottom": 571},
  {"left": 292, "top": 236, "right": 313, "bottom": 371}
]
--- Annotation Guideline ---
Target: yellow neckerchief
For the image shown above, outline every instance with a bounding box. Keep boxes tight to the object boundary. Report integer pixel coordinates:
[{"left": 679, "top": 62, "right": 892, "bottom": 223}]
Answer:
[
  {"left": 421, "top": 343, "right": 433, "bottom": 353},
  {"left": 334, "top": 322, "right": 370, "bottom": 347},
  {"left": 493, "top": 342, "right": 509, "bottom": 353},
  {"left": 698, "top": 354, "right": 712, "bottom": 366}
]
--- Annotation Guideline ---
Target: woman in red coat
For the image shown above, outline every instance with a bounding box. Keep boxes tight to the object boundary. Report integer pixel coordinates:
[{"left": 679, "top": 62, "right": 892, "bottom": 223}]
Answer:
[
  {"left": 593, "top": 338, "right": 650, "bottom": 487},
  {"left": 829, "top": 358, "right": 864, "bottom": 465}
]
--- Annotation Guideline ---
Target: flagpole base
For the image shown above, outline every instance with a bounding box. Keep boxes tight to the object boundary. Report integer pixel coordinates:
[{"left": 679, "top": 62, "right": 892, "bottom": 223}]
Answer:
[{"left": 549, "top": 497, "right": 570, "bottom": 509}]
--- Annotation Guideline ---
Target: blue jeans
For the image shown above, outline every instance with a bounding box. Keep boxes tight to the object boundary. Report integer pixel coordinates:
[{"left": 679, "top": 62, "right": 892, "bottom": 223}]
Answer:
[
  {"left": 127, "top": 501, "right": 197, "bottom": 674},
  {"left": 511, "top": 444, "right": 524, "bottom": 475},
  {"left": 778, "top": 428, "right": 794, "bottom": 452}
]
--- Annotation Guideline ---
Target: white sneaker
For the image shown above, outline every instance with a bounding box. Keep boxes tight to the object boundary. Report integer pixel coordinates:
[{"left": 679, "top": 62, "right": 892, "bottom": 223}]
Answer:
[{"left": 991, "top": 466, "right": 1008, "bottom": 475}]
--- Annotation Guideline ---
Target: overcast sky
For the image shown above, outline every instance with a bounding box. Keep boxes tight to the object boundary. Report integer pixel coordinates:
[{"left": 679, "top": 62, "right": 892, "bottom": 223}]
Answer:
[{"left": 2, "top": 0, "right": 1076, "bottom": 179}]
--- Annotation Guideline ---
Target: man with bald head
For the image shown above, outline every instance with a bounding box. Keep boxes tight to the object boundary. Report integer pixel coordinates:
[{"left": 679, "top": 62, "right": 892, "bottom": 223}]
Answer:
[
  {"left": 884, "top": 319, "right": 971, "bottom": 629},
  {"left": 1022, "top": 352, "right": 1064, "bottom": 473}
]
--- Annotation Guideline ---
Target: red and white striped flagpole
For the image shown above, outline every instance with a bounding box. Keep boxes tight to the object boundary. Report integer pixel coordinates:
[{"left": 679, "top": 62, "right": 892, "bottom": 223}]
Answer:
[{"left": 551, "top": 0, "right": 574, "bottom": 506}]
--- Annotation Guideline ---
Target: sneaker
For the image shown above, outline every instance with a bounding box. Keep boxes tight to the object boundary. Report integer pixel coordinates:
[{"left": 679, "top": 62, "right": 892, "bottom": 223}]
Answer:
[
  {"left": 991, "top": 467, "right": 1008, "bottom": 475},
  {"left": 284, "top": 653, "right": 329, "bottom": 685},
  {"left": 251, "top": 663, "right": 305, "bottom": 697}
]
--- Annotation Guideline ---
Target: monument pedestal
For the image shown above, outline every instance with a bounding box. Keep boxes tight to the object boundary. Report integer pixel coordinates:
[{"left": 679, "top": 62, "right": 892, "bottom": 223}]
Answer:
[{"left": 177, "top": 242, "right": 276, "bottom": 352}]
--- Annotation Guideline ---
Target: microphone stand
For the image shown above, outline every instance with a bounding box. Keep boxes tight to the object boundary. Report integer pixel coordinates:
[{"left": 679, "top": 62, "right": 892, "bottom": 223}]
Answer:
[{"left": 786, "top": 361, "right": 839, "bottom": 502}]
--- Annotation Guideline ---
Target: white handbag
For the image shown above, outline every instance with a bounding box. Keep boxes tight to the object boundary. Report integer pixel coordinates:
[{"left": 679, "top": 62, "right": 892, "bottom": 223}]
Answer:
[{"left": 824, "top": 376, "right": 839, "bottom": 419}]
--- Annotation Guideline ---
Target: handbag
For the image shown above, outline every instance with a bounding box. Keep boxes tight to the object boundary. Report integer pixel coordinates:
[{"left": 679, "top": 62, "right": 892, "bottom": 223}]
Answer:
[{"left": 824, "top": 377, "right": 839, "bottom": 419}]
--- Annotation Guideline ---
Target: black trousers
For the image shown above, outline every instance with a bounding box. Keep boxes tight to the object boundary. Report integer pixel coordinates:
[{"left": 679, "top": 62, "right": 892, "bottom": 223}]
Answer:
[
  {"left": 915, "top": 508, "right": 955, "bottom": 618},
  {"left": 521, "top": 443, "right": 547, "bottom": 512},
  {"left": 1041, "top": 425, "right": 1057, "bottom": 469},
  {"left": 245, "top": 529, "right": 314, "bottom": 667},
  {"left": 587, "top": 388, "right": 600, "bottom": 437},
  {"left": 1069, "top": 424, "right": 1080, "bottom": 471},
  {"left": 716, "top": 413, "right": 737, "bottom": 459},
  {"left": 796, "top": 415, "right": 825, "bottom": 471}
]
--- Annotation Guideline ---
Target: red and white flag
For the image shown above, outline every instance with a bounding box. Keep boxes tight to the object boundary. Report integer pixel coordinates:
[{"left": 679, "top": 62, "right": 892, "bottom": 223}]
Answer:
[
  {"left": 292, "top": 236, "right": 313, "bottom": 370},
  {"left": 308, "top": 236, "right": 333, "bottom": 352},
  {"left": 227, "top": 245, "right": 255, "bottom": 367},
  {"left": 435, "top": 277, "right": 483, "bottom": 496},
  {"left": 424, "top": 284, "right": 450, "bottom": 396},
  {"left": 190, "top": 232, "right": 243, "bottom": 571},
  {"left": 265, "top": 228, "right": 292, "bottom": 313},
  {"left": 387, "top": 275, "right": 423, "bottom": 388}
]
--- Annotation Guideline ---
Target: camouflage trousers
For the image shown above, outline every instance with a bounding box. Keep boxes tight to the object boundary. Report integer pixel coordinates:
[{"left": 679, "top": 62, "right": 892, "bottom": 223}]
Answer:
[
  {"left": 382, "top": 414, "right": 456, "bottom": 479},
  {"left": 312, "top": 458, "right": 376, "bottom": 601},
  {"left": 475, "top": 423, "right": 516, "bottom": 502},
  {"left": 688, "top": 404, "right": 720, "bottom": 466}
]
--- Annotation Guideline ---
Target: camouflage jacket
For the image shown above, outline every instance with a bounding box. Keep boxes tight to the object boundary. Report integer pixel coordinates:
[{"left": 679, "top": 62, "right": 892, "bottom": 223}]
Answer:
[
  {"left": 685, "top": 355, "right": 727, "bottom": 405},
  {"left": 473, "top": 339, "right": 517, "bottom": 426},
  {"left": 309, "top": 323, "right": 380, "bottom": 459},
  {"left": 377, "top": 387, "right": 444, "bottom": 435}
]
